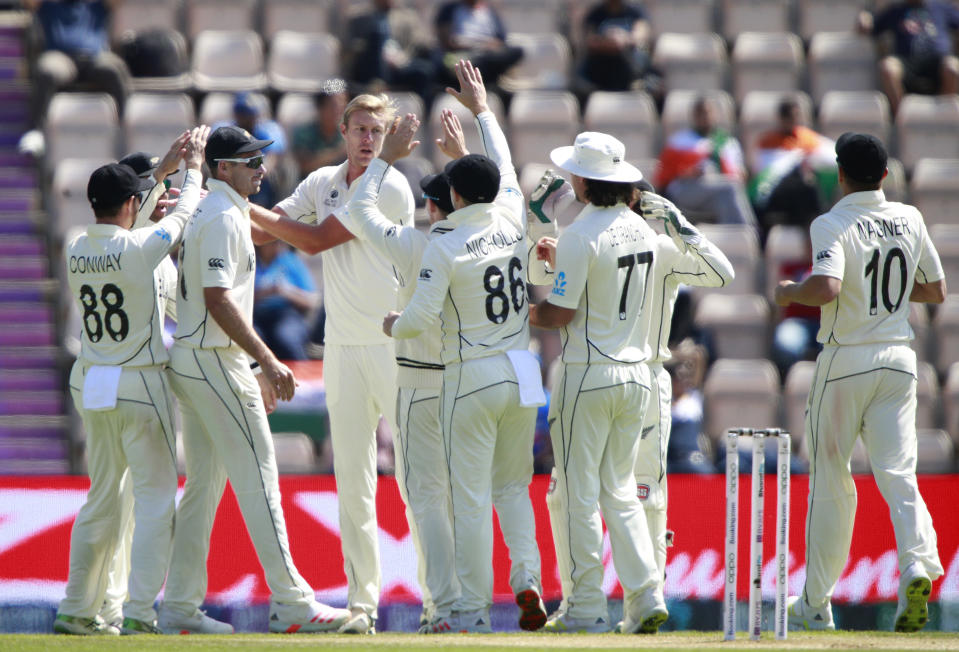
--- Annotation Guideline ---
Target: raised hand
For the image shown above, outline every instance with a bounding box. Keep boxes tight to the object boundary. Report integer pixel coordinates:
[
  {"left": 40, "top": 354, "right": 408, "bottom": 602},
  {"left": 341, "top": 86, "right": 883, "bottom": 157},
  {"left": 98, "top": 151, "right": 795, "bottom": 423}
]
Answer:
[
  {"left": 182, "top": 125, "right": 211, "bottom": 171},
  {"left": 379, "top": 113, "right": 420, "bottom": 164},
  {"left": 638, "top": 191, "right": 699, "bottom": 242},
  {"left": 436, "top": 109, "right": 468, "bottom": 160},
  {"left": 156, "top": 131, "right": 191, "bottom": 181},
  {"left": 445, "top": 59, "right": 489, "bottom": 116},
  {"left": 528, "top": 169, "right": 575, "bottom": 224}
]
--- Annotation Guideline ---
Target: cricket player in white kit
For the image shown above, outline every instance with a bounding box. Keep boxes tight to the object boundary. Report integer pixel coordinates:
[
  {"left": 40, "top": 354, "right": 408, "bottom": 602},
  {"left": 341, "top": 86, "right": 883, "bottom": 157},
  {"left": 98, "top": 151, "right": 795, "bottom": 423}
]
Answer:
[
  {"left": 163, "top": 126, "right": 351, "bottom": 634},
  {"left": 529, "top": 132, "right": 669, "bottom": 635},
  {"left": 56, "top": 128, "right": 207, "bottom": 636},
  {"left": 250, "top": 95, "right": 414, "bottom": 634},
  {"left": 384, "top": 143, "right": 550, "bottom": 632},
  {"left": 97, "top": 144, "right": 214, "bottom": 632},
  {"left": 776, "top": 133, "right": 945, "bottom": 633},
  {"left": 348, "top": 60, "right": 555, "bottom": 632}
]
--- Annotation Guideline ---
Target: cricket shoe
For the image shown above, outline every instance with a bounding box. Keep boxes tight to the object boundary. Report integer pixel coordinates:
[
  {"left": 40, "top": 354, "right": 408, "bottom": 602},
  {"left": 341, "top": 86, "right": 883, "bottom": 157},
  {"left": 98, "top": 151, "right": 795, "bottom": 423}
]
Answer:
[
  {"left": 787, "top": 595, "right": 835, "bottom": 631},
  {"left": 53, "top": 614, "right": 120, "bottom": 636},
  {"left": 515, "top": 587, "right": 548, "bottom": 631},
  {"left": 621, "top": 590, "right": 669, "bottom": 634},
  {"left": 453, "top": 609, "right": 493, "bottom": 633},
  {"left": 158, "top": 607, "right": 234, "bottom": 634},
  {"left": 895, "top": 562, "right": 932, "bottom": 633},
  {"left": 543, "top": 611, "right": 611, "bottom": 633},
  {"left": 120, "top": 617, "right": 162, "bottom": 634},
  {"left": 337, "top": 610, "right": 376, "bottom": 634},
  {"left": 419, "top": 614, "right": 457, "bottom": 634},
  {"left": 268, "top": 600, "right": 351, "bottom": 633}
]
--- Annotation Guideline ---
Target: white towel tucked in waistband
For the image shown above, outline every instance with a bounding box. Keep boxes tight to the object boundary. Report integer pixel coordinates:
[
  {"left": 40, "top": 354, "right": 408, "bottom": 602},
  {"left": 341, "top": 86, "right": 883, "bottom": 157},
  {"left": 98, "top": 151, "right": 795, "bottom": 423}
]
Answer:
[
  {"left": 506, "top": 350, "right": 546, "bottom": 408},
  {"left": 82, "top": 365, "right": 122, "bottom": 411}
]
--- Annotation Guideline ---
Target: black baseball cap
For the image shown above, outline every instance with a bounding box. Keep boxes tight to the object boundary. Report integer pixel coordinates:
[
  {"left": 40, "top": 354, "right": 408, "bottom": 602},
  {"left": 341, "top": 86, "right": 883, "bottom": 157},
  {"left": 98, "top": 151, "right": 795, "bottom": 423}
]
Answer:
[
  {"left": 205, "top": 125, "right": 273, "bottom": 172},
  {"left": 419, "top": 172, "right": 455, "bottom": 214},
  {"left": 836, "top": 132, "right": 887, "bottom": 184},
  {"left": 119, "top": 150, "right": 179, "bottom": 179},
  {"left": 445, "top": 154, "right": 500, "bottom": 204},
  {"left": 88, "top": 163, "right": 154, "bottom": 208}
]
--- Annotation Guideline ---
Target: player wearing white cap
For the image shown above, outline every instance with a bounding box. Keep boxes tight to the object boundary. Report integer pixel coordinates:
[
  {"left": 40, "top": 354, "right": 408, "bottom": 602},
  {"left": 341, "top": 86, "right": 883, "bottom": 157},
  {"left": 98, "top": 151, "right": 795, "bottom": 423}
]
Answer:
[
  {"left": 777, "top": 133, "right": 946, "bottom": 633},
  {"left": 55, "top": 127, "right": 207, "bottom": 636},
  {"left": 162, "top": 126, "right": 350, "bottom": 634},
  {"left": 249, "top": 94, "right": 415, "bottom": 634},
  {"left": 528, "top": 132, "right": 668, "bottom": 634}
]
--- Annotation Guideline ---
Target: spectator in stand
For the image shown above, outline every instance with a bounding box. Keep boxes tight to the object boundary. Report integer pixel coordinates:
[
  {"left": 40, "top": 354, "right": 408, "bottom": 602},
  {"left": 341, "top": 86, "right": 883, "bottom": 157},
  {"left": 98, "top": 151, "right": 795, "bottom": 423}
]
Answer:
[
  {"left": 751, "top": 97, "right": 837, "bottom": 236},
  {"left": 346, "top": 0, "right": 439, "bottom": 104},
  {"left": 770, "top": 227, "right": 821, "bottom": 379},
  {"left": 664, "top": 339, "right": 713, "bottom": 474},
  {"left": 655, "top": 96, "right": 757, "bottom": 229},
  {"left": 435, "top": 0, "right": 523, "bottom": 89},
  {"left": 27, "top": 0, "right": 131, "bottom": 121},
  {"left": 218, "top": 92, "right": 289, "bottom": 207},
  {"left": 291, "top": 81, "right": 348, "bottom": 181},
  {"left": 857, "top": 0, "right": 959, "bottom": 115},
  {"left": 581, "top": 0, "right": 661, "bottom": 97},
  {"left": 253, "top": 240, "right": 318, "bottom": 361}
]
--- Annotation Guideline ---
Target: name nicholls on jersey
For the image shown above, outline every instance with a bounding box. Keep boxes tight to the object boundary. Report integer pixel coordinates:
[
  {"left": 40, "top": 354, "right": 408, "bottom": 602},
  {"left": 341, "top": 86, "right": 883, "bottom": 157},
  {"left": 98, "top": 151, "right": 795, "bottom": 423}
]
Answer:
[
  {"left": 856, "top": 216, "right": 913, "bottom": 242},
  {"left": 69, "top": 252, "right": 122, "bottom": 274},
  {"left": 465, "top": 227, "right": 522, "bottom": 259}
]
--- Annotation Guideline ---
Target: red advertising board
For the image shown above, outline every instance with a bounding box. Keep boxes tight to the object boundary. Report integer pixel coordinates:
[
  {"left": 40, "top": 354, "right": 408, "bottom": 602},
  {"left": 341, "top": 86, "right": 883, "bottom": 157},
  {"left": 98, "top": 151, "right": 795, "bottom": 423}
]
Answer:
[{"left": 0, "top": 474, "right": 956, "bottom": 607}]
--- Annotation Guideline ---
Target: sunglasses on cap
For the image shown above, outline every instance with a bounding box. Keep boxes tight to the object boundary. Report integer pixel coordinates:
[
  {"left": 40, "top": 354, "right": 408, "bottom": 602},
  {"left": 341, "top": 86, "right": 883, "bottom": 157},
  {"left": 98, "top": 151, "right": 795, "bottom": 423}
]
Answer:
[
  {"left": 422, "top": 192, "right": 439, "bottom": 202},
  {"left": 215, "top": 155, "right": 265, "bottom": 169}
]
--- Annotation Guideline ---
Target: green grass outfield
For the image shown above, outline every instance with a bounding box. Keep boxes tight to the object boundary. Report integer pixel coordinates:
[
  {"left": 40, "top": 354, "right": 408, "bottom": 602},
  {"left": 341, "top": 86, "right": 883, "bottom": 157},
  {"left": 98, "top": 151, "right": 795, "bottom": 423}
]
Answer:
[{"left": 3, "top": 631, "right": 959, "bottom": 652}]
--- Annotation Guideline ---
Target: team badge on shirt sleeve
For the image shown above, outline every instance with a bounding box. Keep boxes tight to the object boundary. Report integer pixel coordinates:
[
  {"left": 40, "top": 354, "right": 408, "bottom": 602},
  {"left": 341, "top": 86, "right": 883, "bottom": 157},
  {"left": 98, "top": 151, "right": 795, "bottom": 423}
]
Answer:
[
  {"left": 419, "top": 268, "right": 432, "bottom": 281},
  {"left": 551, "top": 271, "right": 567, "bottom": 297}
]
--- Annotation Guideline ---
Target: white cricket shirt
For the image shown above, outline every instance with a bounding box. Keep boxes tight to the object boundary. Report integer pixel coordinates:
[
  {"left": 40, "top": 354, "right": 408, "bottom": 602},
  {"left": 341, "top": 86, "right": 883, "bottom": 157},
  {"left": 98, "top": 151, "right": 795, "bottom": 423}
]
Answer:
[
  {"left": 66, "top": 169, "right": 202, "bottom": 366},
  {"left": 276, "top": 160, "right": 414, "bottom": 345},
  {"left": 547, "top": 202, "right": 660, "bottom": 365},
  {"left": 173, "top": 178, "right": 256, "bottom": 351},
  {"left": 392, "top": 201, "right": 531, "bottom": 365},
  {"left": 811, "top": 190, "right": 944, "bottom": 345},
  {"left": 641, "top": 228, "right": 735, "bottom": 363}
]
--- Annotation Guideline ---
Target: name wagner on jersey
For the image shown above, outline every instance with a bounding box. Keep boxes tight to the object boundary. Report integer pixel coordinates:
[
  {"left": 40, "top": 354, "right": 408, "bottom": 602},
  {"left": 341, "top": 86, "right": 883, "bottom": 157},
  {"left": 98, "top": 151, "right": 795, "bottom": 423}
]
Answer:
[{"left": 856, "top": 215, "right": 913, "bottom": 241}]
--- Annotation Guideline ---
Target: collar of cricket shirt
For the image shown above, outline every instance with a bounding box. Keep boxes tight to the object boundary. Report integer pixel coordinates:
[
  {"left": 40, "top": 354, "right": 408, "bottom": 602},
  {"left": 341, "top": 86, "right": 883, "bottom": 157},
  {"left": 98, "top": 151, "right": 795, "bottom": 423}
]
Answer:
[
  {"left": 206, "top": 178, "right": 251, "bottom": 217},
  {"left": 833, "top": 189, "right": 886, "bottom": 209}
]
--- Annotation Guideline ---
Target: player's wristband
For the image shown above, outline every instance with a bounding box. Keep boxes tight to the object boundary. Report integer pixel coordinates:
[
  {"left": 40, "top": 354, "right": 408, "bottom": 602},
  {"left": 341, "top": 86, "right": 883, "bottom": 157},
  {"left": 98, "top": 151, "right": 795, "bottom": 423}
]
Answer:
[{"left": 250, "top": 361, "right": 264, "bottom": 376}]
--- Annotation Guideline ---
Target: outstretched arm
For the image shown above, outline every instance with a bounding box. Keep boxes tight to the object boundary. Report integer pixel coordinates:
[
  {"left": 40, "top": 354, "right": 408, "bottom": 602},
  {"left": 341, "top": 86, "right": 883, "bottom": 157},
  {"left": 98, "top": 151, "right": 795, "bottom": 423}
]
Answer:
[{"left": 250, "top": 204, "right": 354, "bottom": 255}]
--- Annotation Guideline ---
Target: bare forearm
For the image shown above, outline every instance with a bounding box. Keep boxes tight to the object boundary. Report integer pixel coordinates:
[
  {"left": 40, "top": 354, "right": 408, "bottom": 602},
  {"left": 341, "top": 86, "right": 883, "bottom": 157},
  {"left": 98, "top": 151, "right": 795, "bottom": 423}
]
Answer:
[
  {"left": 775, "top": 276, "right": 841, "bottom": 307},
  {"left": 529, "top": 300, "right": 575, "bottom": 329},
  {"left": 252, "top": 206, "right": 352, "bottom": 255},
  {"left": 206, "top": 293, "right": 274, "bottom": 365},
  {"left": 910, "top": 278, "right": 946, "bottom": 304}
]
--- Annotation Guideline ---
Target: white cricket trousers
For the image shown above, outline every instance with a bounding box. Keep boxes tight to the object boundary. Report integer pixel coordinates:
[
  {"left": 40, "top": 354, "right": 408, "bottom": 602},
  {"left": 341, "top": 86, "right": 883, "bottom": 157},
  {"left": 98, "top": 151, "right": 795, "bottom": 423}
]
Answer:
[
  {"left": 633, "top": 363, "right": 670, "bottom": 582},
  {"left": 442, "top": 354, "right": 542, "bottom": 613},
  {"left": 394, "top": 386, "right": 458, "bottom": 617},
  {"left": 802, "top": 342, "right": 944, "bottom": 608},
  {"left": 324, "top": 342, "right": 398, "bottom": 618},
  {"left": 60, "top": 362, "right": 178, "bottom": 623},
  {"left": 163, "top": 346, "right": 315, "bottom": 618},
  {"left": 547, "top": 361, "right": 661, "bottom": 620}
]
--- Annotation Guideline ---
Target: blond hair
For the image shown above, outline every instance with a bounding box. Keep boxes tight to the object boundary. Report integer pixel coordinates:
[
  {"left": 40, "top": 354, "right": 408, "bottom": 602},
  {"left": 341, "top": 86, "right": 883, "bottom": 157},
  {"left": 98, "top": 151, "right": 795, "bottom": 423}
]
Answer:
[{"left": 341, "top": 93, "right": 397, "bottom": 129}]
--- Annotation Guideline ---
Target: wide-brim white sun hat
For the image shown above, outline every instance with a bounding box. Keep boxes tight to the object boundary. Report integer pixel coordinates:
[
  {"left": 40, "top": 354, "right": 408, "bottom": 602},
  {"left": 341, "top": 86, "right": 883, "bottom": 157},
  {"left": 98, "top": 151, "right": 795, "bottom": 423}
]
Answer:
[{"left": 549, "top": 131, "right": 643, "bottom": 183}]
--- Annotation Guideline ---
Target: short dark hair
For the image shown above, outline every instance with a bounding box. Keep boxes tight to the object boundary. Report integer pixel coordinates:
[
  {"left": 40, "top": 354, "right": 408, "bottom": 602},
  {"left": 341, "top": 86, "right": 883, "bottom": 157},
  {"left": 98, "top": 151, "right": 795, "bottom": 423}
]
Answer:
[
  {"left": 842, "top": 174, "right": 882, "bottom": 193},
  {"left": 583, "top": 178, "right": 636, "bottom": 207},
  {"left": 778, "top": 97, "right": 799, "bottom": 119},
  {"left": 93, "top": 203, "right": 126, "bottom": 220}
]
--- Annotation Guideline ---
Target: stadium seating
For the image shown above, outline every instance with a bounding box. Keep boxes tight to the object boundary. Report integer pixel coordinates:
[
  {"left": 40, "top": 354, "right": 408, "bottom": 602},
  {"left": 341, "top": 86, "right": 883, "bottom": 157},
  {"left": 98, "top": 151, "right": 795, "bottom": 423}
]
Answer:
[
  {"left": 109, "top": 0, "right": 180, "bottom": 43},
  {"left": 645, "top": 0, "right": 716, "bottom": 37},
  {"left": 583, "top": 91, "right": 659, "bottom": 161},
  {"left": 123, "top": 93, "right": 195, "bottom": 186},
  {"left": 507, "top": 90, "right": 580, "bottom": 169},
  {"left": 916, "top": 429, "right": 955, "bottom": 473},
  {"left": 703, "top": 358, "right": 780, "bottom": 447},
  {"left": 268, "top": 31, "right": 341, "bottom": 93},
  {"left": 797, "top": 0, "right": 863, "bottom": 41},
  {"left": 783, "top": 360, "right": 815, "bottom": 440},
  {"left": 262, "top": 0, "right": 335, "bottom": 39},
  {"left": 275, "top": 92, "right": 315, "bottom": 133},
  {"left": 910, "top": 158, "right": 959, "bottom": 228},
  {"left": 763, "top": 224, "right": 808, "bottom": 301},
  {"left": 944, "top": 363, "right": 959, "bottom": 448},
  {"left": 807, "top": 32, "right": 878, "bottom": 106},
  {"left": 694, "top": 293, "right": 771, "bottom": 359},
  {"left": 895, "top": 95, "right": 959, "bottom": 171},
  {"left": 721, "top": 0, "right": 791, "bottom": 41},
  {"left": 738, "top": 90, "right": 814, "bottom": 164},
  {"left": 661, "top": 88, "right": 735, "bottom": 138},
  {"left": 817, "top": 90, "right": 892, "bottom": 144},
  {"left": 917, "top": 361, "right": 940, "bottom": 431},
  {"left": 497, "top": 0, "right": 564, "bottom": 35},
  {"left": 652, "top": 32, "right": 728, "bottom": 93},
  {"left": 930, "top": 225, "right": 959, "bottom": 290},
  {"left": 191, "top": 30, "right": 267, "bottom": 92},
  {"left": 185, "top": 0, "right": 257, "bottom": 41},
  {"left": 730, "top": 32, "right": 804, "bottom": 105},
  {"left": 883, "top": 157, "right": 908, "bottom": 203},
  {"left": 51, "top": 158, "right": 114, "bottom": 244},
  {"left": 932, "top": 294, "right": 959, "bottom": 376},
  {"left": 501, "top": 33, "right": 571, "bottom": 92},
  {"left": 44, "top": 93, "right": 119, "bottom": 170},
  {"left": 199, "top": 91, "right": 271, "bottom": 126}
]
